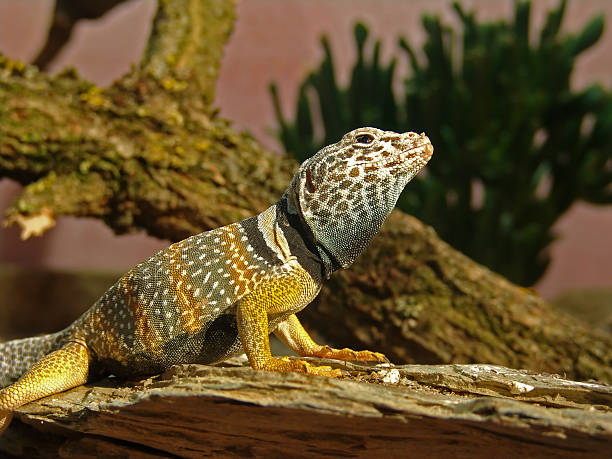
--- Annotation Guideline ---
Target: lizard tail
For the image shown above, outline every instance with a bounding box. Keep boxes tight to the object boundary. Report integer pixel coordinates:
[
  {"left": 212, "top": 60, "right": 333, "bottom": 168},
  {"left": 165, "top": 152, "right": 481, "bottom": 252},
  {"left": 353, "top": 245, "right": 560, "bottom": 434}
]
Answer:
[{"left": 0, "top": 332, "right": 66, "bottom": 388}]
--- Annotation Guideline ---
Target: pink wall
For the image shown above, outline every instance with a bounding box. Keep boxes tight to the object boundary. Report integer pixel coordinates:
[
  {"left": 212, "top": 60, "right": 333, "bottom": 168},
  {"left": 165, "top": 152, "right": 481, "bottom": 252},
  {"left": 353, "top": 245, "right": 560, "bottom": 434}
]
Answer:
[{"left": 0, "top": 0, "right": 611, "bottom": 298}]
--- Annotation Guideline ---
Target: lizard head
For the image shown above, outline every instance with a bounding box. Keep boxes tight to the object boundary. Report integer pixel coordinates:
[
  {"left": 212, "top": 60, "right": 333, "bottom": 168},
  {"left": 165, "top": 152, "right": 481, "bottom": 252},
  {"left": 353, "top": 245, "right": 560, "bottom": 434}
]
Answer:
[{"left": 285, "top": 127, "right": 433, "bottom": 272}]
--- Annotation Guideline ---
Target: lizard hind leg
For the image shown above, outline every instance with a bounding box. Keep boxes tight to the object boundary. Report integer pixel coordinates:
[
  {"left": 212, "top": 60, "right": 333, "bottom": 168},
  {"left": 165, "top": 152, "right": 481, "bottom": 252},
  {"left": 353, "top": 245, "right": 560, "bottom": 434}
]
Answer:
[{"left": 0, "top": 340, "right": 91, "bottom": 435}]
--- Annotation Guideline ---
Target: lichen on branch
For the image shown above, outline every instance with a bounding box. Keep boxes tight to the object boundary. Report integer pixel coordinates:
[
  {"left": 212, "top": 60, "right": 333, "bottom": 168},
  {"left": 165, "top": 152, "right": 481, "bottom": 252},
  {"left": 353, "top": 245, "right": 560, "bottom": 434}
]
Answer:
[{"left": 0, "top": 0, "right": 294, "bottom": 242}]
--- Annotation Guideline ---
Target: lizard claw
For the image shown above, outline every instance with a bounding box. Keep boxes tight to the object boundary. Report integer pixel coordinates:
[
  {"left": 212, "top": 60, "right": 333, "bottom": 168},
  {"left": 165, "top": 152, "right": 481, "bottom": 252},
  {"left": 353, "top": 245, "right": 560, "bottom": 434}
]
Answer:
[
  {"left": 313, "top": 346, "right": 389, "bottom": 363},
  {"left": 359, "top": 351, "right": 389, "bottom": 363}
]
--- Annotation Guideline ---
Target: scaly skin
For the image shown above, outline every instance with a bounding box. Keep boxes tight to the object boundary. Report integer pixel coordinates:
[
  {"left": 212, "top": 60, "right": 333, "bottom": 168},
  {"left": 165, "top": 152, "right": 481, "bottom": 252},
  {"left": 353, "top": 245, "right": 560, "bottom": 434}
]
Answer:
[{"left": 0, "top": 127, "right": 433, "bottom": 434}]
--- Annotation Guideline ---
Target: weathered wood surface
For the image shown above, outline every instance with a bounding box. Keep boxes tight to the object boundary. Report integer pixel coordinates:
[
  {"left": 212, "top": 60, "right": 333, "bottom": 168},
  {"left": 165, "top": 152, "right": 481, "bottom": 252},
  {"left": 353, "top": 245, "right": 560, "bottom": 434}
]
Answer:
[
  {"left": 1, "top": 0, "right": 611, "bottom": 408},
  {"left": 1, "top": 359, "right": 610, "bottom": 457}
]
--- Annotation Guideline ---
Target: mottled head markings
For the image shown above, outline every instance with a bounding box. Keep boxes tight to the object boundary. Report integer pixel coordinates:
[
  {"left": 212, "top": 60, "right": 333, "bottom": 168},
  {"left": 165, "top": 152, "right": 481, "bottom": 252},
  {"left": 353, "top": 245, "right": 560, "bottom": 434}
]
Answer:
[{"left": 286, "top": 127, "right": 433, "bottom": 270}]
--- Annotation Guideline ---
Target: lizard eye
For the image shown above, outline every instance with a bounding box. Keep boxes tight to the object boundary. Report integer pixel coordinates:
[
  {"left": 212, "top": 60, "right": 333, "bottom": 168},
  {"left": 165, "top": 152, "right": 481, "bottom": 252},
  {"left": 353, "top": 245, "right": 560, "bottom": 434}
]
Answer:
[{"left": 355, "top": 134, "right": 374, "bottom": 145}]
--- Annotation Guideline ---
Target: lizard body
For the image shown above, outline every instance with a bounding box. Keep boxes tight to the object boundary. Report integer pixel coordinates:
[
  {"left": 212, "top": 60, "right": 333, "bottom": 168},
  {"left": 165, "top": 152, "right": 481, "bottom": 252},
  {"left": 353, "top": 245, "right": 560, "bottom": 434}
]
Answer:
[{"left": 0, "top": 127, "right": 432, "bottom": 434}]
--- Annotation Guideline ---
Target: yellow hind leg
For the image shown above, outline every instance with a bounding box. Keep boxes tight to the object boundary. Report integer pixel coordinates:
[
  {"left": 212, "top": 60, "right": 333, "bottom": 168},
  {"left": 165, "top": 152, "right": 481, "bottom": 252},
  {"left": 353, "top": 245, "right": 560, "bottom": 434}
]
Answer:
[{"left": 0, "top": 340, "right": 91, "bottom": 435}]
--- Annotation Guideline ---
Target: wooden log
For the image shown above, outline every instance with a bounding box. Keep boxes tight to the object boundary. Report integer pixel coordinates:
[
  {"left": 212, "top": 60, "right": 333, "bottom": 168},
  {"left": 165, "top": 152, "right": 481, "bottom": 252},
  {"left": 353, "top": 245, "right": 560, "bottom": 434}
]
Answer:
[{"left": 1, "top": 359, "right": 610, "bottom": 457}]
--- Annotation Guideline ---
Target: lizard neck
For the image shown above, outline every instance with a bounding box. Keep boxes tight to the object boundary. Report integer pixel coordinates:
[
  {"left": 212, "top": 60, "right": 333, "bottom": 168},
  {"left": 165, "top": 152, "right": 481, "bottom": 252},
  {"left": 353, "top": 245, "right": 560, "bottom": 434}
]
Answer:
[
  {"left": 278, "top": 192, "right": 336, "bottom": 280},
  {"left": 284, "top": 167, "right": 405, "bottom": 271}
]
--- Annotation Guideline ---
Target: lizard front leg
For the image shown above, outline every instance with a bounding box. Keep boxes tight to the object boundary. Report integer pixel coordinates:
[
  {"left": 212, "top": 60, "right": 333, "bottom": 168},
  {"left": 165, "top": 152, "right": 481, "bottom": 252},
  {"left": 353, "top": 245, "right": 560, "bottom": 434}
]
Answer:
[
  {"left": 236, "top": 299, "right": 341, "bottom": 377},
  {"left": 0, "top": 340, "right": 91, "bottom": 434},
  {"left": 274, "top": 314, "right": 388, "bottom": 363}
]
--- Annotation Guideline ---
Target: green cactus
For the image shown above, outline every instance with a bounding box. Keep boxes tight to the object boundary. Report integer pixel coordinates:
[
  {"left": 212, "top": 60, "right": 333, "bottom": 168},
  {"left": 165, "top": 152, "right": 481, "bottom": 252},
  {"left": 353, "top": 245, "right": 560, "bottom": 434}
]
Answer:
[{"left": 270, "top": 0, "right": 611, "bottom": 286}]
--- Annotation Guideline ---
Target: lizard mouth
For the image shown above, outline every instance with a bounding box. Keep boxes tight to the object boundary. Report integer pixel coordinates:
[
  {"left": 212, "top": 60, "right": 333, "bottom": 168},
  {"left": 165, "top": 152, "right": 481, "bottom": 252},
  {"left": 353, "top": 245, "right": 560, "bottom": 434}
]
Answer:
[
  {"left": 356, "top": 137, "right": 433, "bottom": 171},
  {"left": 390, "top": 137, "right": 433, "bottom": 165}
]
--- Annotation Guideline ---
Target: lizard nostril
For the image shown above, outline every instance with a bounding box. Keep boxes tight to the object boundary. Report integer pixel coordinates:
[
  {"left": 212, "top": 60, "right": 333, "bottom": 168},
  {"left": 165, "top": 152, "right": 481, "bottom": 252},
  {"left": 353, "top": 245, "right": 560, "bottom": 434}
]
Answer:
[
  {"left": 424, "top": 142, "right": 434, "bottom": 160},
  {"left": 305, "top": 168, "right": 316, "bottom": 193}
]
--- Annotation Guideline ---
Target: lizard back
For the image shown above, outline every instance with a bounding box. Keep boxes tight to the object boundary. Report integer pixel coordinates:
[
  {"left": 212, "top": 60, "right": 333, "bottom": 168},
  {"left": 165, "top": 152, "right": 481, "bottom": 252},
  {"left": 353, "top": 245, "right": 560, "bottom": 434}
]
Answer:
[{"left": 73, "top": 205, "right": 323, "bottom": 376}]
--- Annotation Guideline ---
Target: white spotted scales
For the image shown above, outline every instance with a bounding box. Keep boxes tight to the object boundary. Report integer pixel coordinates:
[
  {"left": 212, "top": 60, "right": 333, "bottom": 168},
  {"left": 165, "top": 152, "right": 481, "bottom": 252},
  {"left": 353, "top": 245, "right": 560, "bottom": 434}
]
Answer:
[{"left": 0, "top": 127, "right": 433, "bottom": 434}]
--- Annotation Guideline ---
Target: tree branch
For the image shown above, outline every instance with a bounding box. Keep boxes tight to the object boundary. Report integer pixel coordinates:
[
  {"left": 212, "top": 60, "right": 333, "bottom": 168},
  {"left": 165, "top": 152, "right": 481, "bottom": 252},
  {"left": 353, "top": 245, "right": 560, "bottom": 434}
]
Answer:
[
  {"left": 32, "top": 0, "right": 127, "bottom": 70},
  {"left": 0, "top": 0, "right": 293, "bottom": 241},
  {"left": 141, "top": 0, "right": 236, "bottom": 104}
]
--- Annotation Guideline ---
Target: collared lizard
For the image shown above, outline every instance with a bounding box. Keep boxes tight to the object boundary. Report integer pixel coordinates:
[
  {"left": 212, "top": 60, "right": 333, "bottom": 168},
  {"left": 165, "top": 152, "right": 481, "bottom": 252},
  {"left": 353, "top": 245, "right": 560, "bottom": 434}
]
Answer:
[{"left": 0, "top": 127, "right": 433, "bottom": 434}]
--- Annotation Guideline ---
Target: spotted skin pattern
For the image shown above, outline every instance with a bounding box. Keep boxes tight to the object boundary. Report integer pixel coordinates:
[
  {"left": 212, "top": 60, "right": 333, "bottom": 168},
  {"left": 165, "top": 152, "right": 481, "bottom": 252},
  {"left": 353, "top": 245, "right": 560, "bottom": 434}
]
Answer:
[{"left": 0, "top": 127, "right": 433, "bottom": 434}]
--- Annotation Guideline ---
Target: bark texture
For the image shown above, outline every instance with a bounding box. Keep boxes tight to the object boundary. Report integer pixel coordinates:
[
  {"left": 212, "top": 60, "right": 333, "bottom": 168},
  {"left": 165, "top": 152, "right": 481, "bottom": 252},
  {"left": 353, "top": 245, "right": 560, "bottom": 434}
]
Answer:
[
  {"left": 0, "top": 0, "right": 294, "bottom": 241},
  {"left": 0, "top": 0, "right": 610, "bottom": 393},
  {"left": 0, "top": 360, "right": 610, "bottom": 457}
]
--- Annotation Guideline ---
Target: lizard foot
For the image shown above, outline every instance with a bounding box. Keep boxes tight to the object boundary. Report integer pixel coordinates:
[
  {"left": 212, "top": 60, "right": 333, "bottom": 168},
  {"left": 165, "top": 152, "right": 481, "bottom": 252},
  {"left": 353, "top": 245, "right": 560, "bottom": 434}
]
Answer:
[
  {"left": 262, "top": 357, "right": 343, "bottom": 378},
  {"left": 311, "top": 346, "right": 389, "bottom": 363},
  {"left": 0, "top": 410, "right": 13, "bottom": 436}
]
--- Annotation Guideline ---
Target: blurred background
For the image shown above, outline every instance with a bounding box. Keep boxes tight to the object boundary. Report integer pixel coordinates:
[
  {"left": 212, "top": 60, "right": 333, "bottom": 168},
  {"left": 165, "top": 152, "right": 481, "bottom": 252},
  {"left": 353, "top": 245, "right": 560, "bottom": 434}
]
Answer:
[{"left": 0, "top": 0, "right": 610, "bottom": 322}]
